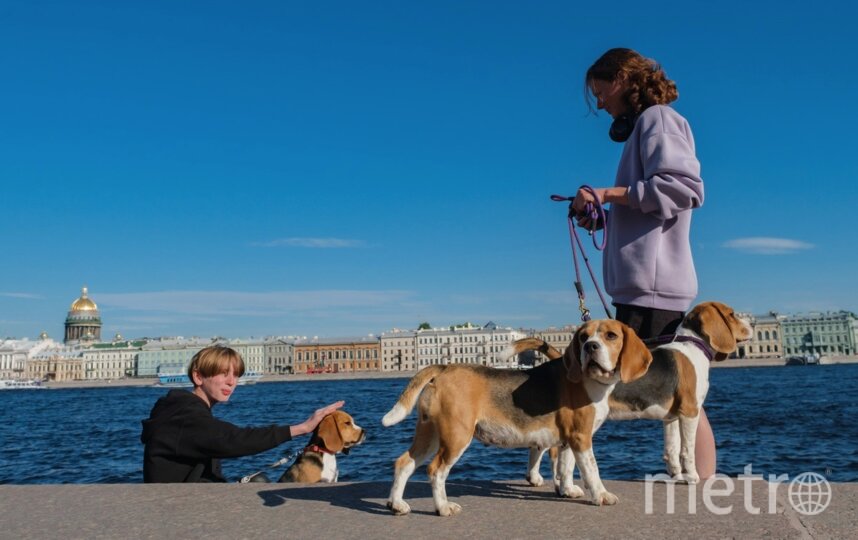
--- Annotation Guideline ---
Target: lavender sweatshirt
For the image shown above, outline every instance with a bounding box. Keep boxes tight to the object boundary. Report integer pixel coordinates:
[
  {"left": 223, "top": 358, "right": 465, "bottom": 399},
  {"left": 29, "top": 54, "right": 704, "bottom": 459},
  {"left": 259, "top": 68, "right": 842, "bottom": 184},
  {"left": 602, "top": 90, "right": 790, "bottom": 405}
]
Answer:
[{"left": 604, "top": 105, "right": 704, "bottom": 312}]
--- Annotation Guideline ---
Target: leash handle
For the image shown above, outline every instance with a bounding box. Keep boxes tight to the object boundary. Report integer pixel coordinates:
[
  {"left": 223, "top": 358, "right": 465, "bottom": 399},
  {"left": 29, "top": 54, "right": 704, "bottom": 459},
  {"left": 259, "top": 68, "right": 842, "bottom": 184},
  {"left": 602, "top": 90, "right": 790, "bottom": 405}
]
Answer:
[{"left": 551, "top": 189, "right": 613, "bottom": 321}]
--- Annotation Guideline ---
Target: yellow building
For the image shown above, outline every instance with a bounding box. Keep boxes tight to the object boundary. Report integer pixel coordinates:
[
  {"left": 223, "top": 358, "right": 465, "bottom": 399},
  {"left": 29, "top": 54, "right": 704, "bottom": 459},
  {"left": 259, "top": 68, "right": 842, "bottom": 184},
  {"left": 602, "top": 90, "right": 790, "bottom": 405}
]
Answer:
[
  {"left": 26, "top": 354, "right": 84, "bottom": 382},
  {"left": 293, "top": 337, "right": 380, "bottom": 373}
]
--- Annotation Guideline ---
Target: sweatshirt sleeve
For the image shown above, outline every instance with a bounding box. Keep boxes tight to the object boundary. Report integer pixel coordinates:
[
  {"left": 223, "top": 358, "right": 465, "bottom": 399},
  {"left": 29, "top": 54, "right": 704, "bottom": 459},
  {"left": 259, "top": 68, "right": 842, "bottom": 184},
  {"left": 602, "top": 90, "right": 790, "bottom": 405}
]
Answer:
[
  {"left": 179, "top": 413, "right": 293, "bottom": 460},
  {"left": 627, "top": 126, "right": 704, "bottom": 221}
]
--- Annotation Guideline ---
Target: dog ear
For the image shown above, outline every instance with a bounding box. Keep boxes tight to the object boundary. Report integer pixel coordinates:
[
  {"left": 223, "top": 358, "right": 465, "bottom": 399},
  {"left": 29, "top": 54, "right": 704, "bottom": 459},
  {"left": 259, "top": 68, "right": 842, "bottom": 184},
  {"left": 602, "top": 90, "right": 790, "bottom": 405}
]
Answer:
[
  {"left": 619, "top": 323, "right": 652, "bottom": 383},
  {"left": 316, "top": 414, "right": 344, "bottom": 453},
  {"left": 564, "top": 328, "right": 583, "bottom": 383},
  {"left": 686, "top": 302, "right": 735, "bottom": 359}
]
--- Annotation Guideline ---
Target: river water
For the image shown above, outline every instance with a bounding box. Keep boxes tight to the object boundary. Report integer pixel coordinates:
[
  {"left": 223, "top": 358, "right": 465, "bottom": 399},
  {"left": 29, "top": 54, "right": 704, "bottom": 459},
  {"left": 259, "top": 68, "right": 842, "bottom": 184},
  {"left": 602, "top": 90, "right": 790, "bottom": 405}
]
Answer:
[{"left": 1, "top": 364, "right": 856, "bottom": 484}]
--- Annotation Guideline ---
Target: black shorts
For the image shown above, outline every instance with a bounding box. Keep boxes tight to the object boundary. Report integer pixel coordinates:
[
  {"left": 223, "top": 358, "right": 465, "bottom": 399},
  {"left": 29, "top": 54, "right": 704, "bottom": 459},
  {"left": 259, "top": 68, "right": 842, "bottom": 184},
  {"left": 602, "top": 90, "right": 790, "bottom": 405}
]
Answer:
[{"left": 613, "top": 303, "right": 684, "bottom": 340}]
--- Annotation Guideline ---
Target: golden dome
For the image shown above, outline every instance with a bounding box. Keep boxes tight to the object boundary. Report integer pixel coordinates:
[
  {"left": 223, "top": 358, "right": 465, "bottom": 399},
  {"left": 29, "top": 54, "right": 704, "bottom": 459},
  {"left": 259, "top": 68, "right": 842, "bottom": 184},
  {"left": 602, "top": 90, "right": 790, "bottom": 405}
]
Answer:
[{"left": 70, "top": 286, "right": 98, "bottom": 311}]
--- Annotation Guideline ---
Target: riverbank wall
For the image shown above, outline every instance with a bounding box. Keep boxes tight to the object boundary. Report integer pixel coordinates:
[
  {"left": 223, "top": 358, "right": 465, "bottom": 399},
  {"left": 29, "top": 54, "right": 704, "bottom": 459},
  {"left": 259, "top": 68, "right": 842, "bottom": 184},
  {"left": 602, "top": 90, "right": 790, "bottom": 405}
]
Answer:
[{"left": 1, "top": 479, "right": 852, "bottom": 539}]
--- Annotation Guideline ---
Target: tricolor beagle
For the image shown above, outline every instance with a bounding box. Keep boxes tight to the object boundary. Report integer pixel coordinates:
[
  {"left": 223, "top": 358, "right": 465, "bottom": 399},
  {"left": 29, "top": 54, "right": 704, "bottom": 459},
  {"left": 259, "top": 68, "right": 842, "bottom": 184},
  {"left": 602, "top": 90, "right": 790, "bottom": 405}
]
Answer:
[
  {"left": 278, "top": 410, "right": 366, "bottom": 483},
  {"left": 381, "top": 319, "right": 651, "bottom": 516},
  {"left": 509, "top": 301, "right": 752, "bottom": 486}
]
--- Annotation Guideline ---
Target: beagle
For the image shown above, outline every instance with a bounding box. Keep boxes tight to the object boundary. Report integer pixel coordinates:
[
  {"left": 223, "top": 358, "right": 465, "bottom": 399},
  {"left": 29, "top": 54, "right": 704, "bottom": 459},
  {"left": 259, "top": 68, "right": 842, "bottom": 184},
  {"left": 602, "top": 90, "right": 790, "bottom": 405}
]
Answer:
[
  {"left": 381, "top": 319, "right": 652, "bottom": 516},
  {"left": 278, "top": 410, "right": 366, "bottom": 483},
  {"left": 509, "top": 301, "right": 752, "bottom": 486}
]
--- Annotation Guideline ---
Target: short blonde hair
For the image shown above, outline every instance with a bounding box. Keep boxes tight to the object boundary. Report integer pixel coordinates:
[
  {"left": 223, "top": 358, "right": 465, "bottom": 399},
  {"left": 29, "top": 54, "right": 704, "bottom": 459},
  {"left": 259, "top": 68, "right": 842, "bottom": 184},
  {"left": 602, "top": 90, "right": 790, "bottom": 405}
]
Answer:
[{"left": 187, "top": 345, "right": 245, "bottom": 382}]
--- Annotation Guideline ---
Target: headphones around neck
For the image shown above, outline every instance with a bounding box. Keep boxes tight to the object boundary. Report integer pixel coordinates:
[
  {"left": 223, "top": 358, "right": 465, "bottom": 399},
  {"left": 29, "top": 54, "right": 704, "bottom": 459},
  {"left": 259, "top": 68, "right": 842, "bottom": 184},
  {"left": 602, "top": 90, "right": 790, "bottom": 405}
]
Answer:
[{"left": 608, "top": 112, "right": 640, "bottom": 143}]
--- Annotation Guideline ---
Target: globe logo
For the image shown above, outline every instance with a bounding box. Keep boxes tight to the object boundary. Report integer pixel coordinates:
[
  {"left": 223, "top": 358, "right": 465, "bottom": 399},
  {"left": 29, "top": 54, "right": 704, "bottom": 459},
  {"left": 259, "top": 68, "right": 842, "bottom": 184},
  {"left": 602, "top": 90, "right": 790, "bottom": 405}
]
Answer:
[{"left": 788, "top": 472, "right": 832, "bottom": 516}]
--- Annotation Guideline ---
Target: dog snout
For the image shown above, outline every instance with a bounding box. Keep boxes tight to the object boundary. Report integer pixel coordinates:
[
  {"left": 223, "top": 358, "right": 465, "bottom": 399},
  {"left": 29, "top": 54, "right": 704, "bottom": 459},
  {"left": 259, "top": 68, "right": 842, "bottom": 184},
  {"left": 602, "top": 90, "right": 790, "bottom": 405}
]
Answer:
[{"left": 584, "top": 341, "right": 601, "bottom": 354}]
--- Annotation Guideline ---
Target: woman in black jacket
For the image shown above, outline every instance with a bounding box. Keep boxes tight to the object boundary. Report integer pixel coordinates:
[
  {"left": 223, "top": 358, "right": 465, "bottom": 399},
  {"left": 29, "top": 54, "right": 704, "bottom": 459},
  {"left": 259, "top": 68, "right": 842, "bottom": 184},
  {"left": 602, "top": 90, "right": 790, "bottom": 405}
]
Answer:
[{"left": 141, "top": 345, "right": 343, "bottom": 483}]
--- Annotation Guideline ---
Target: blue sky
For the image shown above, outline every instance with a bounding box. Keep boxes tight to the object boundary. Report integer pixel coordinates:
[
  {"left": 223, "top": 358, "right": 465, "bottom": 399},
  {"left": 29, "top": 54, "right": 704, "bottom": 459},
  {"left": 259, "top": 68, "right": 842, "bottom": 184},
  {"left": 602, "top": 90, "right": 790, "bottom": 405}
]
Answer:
[{"left": 2, "top": 1, "right": 856, "bottom": 340}]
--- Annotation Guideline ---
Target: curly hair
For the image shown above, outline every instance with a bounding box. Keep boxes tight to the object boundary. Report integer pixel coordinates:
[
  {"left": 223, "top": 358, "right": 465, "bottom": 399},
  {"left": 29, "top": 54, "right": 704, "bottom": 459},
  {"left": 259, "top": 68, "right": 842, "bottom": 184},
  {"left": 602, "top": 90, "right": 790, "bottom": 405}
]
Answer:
[{"left": 585, "top": 48, "right": 678, "bottom": 115}]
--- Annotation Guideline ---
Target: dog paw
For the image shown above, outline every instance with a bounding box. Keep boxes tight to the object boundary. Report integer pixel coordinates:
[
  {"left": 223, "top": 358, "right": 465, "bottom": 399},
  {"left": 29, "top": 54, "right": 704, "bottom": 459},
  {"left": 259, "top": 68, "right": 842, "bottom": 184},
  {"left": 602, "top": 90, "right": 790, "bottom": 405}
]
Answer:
[
  {"left": 387, "top": 500, "right": 411, "bottom": 516},
  {"left": 526, "top": 472, "right": 544, "bottom": 487},
  {"left": 436, "top": 502, "right": 462, "bottom": 517},
  {"left": 681, "top": 471, "right": 700, "bottom": 485},
  {"left": 591, "top": 491, "right": 619, "bottom": 506},
  {"left": 665, "top": 463, "right": 682, "bottom": 478},
  {"left": 556, "top": 482, "right": 585, "bottom": 498}
]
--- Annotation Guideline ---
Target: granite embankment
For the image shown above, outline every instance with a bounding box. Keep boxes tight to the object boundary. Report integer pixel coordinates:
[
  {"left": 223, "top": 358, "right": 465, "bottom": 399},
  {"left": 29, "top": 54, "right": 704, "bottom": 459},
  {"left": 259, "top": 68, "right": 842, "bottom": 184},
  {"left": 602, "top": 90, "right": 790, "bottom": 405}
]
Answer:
[{"left": 1, "top": 479, "right": 853, "bottom": 539}]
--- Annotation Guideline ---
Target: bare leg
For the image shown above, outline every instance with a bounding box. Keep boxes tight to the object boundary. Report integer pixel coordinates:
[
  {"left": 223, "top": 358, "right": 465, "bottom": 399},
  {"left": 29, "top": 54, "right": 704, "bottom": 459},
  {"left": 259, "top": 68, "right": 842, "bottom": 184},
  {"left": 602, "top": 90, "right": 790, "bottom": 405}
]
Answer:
[{"left": 695, "top": 407, "right": 716, "bottom": 480}]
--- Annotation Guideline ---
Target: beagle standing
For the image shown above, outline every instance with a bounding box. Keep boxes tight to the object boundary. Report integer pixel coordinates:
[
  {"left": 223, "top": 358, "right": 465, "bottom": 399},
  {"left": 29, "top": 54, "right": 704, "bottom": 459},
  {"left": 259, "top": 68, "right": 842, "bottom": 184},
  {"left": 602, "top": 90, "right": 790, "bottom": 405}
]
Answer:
[
  {"left": 510, "top": 301, "right": 752, "bottom": 486},
  {"left": 278, "top": 410, "right": 366, "bottom": 483},
  {"left": 382, "top": 319, "right": 652, "bottom": 516}
]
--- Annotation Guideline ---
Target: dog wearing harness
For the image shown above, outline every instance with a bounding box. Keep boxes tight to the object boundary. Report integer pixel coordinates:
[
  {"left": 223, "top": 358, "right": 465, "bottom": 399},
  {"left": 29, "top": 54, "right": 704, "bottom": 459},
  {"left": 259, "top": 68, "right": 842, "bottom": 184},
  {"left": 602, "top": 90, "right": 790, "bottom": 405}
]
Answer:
[
  {"left": 504, "top": 301, "right": 752, "bottom": 488},
  {"left": 277, "top": 410, "right": 366, "bottom": 483}
]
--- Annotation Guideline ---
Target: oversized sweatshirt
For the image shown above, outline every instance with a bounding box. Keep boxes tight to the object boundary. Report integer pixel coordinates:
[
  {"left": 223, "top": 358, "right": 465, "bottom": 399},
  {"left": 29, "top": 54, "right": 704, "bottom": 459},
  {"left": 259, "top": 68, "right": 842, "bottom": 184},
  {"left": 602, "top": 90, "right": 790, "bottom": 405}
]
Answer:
[
  {"left": 605, "top": 104, "right": 704, "bottom": 312},
  {"left": 140, "top": 389, "right": 292, "bottom": 483}
]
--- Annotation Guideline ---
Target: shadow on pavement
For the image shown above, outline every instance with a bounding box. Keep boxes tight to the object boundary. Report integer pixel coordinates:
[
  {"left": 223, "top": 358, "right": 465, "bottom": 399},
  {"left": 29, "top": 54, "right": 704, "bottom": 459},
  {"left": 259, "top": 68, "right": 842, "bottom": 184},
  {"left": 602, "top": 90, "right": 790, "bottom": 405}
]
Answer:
[{"left": 256, "top": 480, "right": 592, "bottom": 515}]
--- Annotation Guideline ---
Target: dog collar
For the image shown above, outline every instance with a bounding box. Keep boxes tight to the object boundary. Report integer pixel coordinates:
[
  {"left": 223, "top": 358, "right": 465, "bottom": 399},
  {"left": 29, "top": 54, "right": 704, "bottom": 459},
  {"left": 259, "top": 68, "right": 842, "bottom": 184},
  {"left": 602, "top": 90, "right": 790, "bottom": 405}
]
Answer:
[
  {"left": 303, "top": 444, "right": 335, "bottom": 455},
  {"left": 643, "top": 334, "right": 715, "bottom": 362}
]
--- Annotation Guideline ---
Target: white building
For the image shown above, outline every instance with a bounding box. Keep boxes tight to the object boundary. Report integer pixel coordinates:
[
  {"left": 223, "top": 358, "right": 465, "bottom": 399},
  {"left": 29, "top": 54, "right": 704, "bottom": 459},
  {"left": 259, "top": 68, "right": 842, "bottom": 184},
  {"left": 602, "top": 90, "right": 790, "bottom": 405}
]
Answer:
[
  {"left": 380, "top": 329, "right": 417, "bottom": 372},
  {"left": 229, "top": 339, "right": 266, "bottom": 375},
  {"left": 264, "top": 337, "right": 295, "bottom": 375},
  {"left": 1, "top": 335, "right": 60, "bottom": 379},
  {"left": 529, "top": 324, "right": 577, "bottom": 366},
  {"left": 80, "top": 336, "right": 147, "bottom": 380},
  {"left": 782, "top": 311, "right": 857, "bottom": 357},
  {"left": 136, "top": 337, "right": 215, "bottom": 377},
  {"left": 414, "top": 322, "right": 526, "bottom": 370}
]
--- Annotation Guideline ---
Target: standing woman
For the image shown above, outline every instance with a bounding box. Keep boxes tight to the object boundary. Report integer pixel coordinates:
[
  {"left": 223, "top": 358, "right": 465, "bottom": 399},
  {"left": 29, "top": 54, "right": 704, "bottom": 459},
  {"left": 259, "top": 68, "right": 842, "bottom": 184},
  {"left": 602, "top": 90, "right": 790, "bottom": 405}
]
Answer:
[{"left": 571, "top": 48, "right": 714, "bottom": 478}]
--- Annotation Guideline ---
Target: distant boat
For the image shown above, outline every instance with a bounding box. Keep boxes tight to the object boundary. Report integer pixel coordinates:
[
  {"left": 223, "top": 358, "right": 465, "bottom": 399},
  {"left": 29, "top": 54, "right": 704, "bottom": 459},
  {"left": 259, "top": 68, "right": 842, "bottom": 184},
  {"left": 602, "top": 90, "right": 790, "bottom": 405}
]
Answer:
[
  {"left": 156, "top": 371, "right": 263, "bottom": 387},
  {"left": 0, "top": 379, "right": 46, "bottom": 390}
]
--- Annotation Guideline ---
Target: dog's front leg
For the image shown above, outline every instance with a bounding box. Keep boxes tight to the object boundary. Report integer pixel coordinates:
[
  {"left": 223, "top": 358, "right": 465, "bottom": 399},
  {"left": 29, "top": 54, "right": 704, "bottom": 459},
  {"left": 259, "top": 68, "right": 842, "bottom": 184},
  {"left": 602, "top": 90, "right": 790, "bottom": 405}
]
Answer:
[
  {"left": 678, "top": 414, "right": 701, "bottom": 484},
  {"left": 526, "top": 447, "right": 546, "bottom": 486},
  {"left": 572, "top": 447, "right": 617, "bottom": 506},
  {"left": 555, "top": 446, "right": 583, "bottom": 498},
  {"left": 663, "top": 418, "right": 682, "bottom": 478}
]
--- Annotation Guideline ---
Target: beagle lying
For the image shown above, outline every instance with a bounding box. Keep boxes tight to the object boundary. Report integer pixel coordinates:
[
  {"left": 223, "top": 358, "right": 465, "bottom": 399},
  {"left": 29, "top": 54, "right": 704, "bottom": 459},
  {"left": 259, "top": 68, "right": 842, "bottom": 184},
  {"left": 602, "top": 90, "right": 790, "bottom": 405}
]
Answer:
[
  {"left": 278, "top": 410, "right": 365, "bottom": 483},
  {"left": 382, "top": 319, "right": 652, "bottom": 516},
  {"left": 508, "top": 301, "right": 751, "bottom": 486}
]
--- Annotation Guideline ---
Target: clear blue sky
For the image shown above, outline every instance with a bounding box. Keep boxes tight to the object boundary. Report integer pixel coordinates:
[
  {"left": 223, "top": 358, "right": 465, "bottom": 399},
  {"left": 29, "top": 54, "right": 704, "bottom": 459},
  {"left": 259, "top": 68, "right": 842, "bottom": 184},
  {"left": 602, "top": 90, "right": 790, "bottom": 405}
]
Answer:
[{"left": 2, "top": 1, "right": 856, "bottom": 340}]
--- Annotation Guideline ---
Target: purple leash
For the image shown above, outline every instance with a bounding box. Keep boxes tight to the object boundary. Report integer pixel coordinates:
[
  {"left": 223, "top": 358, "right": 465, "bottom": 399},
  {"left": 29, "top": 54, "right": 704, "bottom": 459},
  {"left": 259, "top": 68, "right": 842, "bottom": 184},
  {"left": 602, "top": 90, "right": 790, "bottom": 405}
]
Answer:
[{"left": 551, "top": 187, "right": 613, "bottom": 321}]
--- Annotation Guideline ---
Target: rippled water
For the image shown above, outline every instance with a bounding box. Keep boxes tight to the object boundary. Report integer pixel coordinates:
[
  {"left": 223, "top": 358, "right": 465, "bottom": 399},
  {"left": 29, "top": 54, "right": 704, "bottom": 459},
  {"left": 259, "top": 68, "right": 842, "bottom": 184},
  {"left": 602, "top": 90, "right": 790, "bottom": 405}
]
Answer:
[{"left": 1, "top": 364, "right": 856, "bottom": 484}]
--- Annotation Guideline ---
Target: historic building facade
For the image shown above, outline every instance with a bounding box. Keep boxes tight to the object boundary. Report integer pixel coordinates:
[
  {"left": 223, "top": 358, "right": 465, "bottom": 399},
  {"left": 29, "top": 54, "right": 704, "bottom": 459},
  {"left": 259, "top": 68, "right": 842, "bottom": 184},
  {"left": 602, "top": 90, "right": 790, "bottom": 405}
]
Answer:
[
  {"left": 414, "top": 322, "right": 526, "bottom": 369},
  {"left": 264, "top": 338, "right": 295, "bottom": 374},
  {"left": 80, "top": 336, "right": 147, "bottom": 380},
  {"left": 1, "top": 335, "right": 58, "bottom": 379},
  {"left": 380, "top": 330, "right": 417, "bottom": 372},
  {"left": 293, "top": 336, "right": 381, "bottom": 373},
  {"left": 782, "top": 311, "right": 857, "bottom": 357},
  {"left": 738, "top": 313, "right": 785, "bottom": 359},
  {"left": 229, "top": 339, "right": 266, "bottom": 375},
  {"left": 528, "top": 325, "right": 577, "bottom": 366},
  {"left": 136, "top": 337, "right": 214, "bottom": 377},
  {"left": 64, "top": 286, "right": 102, "bottom": 344}
]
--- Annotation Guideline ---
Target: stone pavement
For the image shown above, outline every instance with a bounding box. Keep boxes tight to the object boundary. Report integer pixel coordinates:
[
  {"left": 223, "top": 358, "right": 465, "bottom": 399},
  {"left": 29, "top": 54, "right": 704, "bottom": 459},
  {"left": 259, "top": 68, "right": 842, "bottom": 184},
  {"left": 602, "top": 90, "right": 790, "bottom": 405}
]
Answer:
[{"left": 2, "top": 479, "right": 853, "bottom": 539}]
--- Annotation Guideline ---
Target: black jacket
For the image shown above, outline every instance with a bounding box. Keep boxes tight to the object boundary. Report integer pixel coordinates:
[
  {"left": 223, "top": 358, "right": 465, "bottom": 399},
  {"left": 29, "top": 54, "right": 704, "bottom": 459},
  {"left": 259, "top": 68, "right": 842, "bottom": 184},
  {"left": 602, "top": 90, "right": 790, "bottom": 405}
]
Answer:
[{"left": 141, "top": 389, "right": 292, "bottom": 483}]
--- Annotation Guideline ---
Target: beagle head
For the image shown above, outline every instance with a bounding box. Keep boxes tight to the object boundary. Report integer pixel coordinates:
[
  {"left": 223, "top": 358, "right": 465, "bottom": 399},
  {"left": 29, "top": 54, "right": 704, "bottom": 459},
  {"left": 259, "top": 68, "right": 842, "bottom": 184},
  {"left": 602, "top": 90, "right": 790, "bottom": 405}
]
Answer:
[
  {"left": 683, "top": 301, "right": 753, "bottom": 361},
  {"left": 313, "top": 410, "right": 366, "bottom": 454},
  {"left": 564, "top": 319, "right": 652, "bottom": 384}
]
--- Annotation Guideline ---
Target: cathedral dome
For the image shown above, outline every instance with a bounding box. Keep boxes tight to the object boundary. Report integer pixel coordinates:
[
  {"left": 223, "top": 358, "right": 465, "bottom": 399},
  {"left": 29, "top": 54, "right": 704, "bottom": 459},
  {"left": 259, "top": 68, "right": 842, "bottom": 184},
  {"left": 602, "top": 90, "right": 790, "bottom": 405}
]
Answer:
[{"left": 70, "top": 286, "right": 98, "bottom": 312}]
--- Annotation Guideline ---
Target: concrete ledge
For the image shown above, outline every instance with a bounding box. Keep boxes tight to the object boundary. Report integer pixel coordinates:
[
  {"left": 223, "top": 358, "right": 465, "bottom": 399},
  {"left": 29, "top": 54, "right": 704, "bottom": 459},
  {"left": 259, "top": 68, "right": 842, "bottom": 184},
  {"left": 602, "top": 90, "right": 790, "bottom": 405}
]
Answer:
[{"left": 2, "top": 480, "right": 854, "bottom": 539}]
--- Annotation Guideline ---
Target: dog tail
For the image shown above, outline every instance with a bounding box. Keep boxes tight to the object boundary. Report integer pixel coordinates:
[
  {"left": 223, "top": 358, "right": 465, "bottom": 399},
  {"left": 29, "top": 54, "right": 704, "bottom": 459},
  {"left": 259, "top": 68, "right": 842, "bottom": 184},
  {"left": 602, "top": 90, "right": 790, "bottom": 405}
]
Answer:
[
  {"left": 500, "top": 337, "right": 564, "bottom": 363},
  {"left": 381, "top": 365, "right": 447, "bottom": 427}
]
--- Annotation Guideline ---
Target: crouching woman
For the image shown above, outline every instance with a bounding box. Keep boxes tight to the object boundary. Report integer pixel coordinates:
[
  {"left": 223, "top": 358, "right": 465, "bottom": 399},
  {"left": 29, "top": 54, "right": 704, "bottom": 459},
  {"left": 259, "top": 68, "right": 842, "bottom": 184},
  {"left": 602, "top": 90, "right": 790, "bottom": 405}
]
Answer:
[{"left": 141, "top": 345, "right": 342, "bottom": 483}]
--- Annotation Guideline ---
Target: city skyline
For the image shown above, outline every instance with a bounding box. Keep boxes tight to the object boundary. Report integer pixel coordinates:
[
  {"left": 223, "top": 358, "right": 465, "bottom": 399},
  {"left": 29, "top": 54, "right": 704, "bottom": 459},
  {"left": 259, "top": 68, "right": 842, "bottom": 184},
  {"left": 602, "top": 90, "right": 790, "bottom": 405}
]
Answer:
[{"left": 2, "top": 2, "right": 856, "bottom": 340}]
